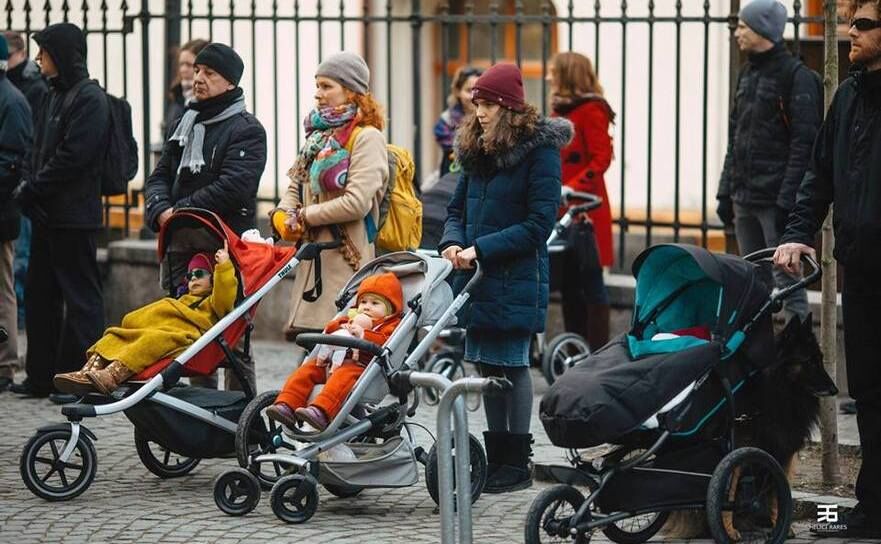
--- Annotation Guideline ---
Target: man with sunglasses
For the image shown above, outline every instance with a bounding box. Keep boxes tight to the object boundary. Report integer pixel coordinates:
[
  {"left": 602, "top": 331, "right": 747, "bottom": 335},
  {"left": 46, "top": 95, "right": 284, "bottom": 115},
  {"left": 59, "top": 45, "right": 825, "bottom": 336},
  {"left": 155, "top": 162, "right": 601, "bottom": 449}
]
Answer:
[
  {"left": 775, "top": 1, "right": 881, "bottom": 538},
  {"left": 717, "top": 0, "right": 822, "bottom": 322}
]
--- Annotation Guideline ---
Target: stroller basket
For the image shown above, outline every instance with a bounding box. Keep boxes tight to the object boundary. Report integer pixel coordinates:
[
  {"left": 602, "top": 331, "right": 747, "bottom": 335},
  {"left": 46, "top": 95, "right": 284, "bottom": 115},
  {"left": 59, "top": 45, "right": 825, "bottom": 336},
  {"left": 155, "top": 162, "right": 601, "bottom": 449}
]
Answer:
[
  {"left": 596, "top": 441, "right": 723, "bottom": 513},
  {"left": 124, "top": 387, "right": 249, "bottom": 458},
  {"left": 319, "top": 436, "right": 419, "bottom": 489}
]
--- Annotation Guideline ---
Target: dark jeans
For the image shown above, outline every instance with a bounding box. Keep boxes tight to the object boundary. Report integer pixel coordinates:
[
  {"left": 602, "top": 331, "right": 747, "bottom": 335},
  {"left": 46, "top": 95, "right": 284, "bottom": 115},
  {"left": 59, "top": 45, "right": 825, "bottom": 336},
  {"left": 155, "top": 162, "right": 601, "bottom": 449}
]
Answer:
[
  {"left": 733, "top": 203, "right": 809, "bottom": 321},
  {"left": 842, "top": 268, "right": 881, "bottom": 515},
  {"left": 24, "top": 224, "right": 104, "bottom": 393}
]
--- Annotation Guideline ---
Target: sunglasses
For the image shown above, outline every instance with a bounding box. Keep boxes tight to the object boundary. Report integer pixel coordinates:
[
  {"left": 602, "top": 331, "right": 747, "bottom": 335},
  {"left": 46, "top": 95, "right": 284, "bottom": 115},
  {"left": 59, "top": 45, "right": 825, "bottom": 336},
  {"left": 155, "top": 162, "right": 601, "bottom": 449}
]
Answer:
[
  {"left": 850, "top": 18, "right": 881, "bottom": 31},
  {"left": 186, "top": 269, "right": 211, "bottom": 281}
]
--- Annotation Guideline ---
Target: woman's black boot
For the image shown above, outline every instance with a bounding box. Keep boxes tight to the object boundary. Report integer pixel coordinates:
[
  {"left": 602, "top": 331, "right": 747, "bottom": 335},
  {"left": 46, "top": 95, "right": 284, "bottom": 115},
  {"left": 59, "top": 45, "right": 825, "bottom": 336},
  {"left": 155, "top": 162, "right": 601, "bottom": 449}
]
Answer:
[{"left": 483, "top": 433, "right": 533, "bottom": 493}]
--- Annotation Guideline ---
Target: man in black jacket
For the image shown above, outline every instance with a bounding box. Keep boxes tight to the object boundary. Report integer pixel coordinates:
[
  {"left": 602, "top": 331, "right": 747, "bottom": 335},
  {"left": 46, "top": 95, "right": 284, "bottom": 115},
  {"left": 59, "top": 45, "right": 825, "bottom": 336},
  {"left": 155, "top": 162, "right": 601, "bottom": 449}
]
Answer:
[
  {"left": 144, "top": 42, "right": 266, "bottom": 235},
  {"left": 717, "top": 0, "right": 821, "bottom": 320},
  {"left": 144, "top": 42, "right": 265, "bottom": 390},
  {"left": 9, "top": 23, "right": 109, "bottom": 398},
  {"left": 0, "top": 35, "right": 33, "bottom": 391},
  {"left": 775, "top": 1, "right": 881, "bottom": 538},
  {"left": 4, "top": 30, "right": 48, "bottom": 348}
]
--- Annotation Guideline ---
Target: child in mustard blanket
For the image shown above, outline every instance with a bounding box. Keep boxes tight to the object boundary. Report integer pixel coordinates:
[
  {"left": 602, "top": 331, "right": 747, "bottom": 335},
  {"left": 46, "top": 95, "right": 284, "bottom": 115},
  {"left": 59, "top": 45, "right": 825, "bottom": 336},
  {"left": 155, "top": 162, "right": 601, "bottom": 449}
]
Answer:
[{"left": 53, "top": 242, "right": 238, "bottom": 395}]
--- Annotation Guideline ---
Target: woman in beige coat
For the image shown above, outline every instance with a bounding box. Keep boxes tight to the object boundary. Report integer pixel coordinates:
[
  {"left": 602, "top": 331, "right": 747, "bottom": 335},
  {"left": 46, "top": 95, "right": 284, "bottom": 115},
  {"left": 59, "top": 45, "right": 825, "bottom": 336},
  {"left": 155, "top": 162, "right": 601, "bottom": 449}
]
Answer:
[{"left": 272, "top": 52, "right": 388, "bottom": 343}]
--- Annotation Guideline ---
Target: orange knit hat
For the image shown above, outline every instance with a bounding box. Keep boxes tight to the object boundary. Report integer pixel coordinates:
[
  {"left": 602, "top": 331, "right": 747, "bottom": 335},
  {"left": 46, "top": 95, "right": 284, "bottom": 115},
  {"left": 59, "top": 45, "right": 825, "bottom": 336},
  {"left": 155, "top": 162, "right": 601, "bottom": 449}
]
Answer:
[{"left": 356, "top": 272, "right": 404, "bottom": 316}]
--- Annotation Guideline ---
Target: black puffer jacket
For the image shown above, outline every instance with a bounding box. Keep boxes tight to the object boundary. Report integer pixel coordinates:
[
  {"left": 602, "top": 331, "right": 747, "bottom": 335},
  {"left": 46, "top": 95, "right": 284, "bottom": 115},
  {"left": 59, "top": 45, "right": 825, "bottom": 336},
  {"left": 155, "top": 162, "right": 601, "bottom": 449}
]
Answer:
[
  {"left": 144, "top": 89, "right": 267, "bottom": 234},
  {"left": 6, "top": 59, "right": 48, "bottom": 123},
  {"left": 20, "top": 23, "right": 109, "bottom": 229},
  {"left": 0, "top": 75, "right": 33, "bottom": 241},
  {"left": 717, "top": 44, "right": 822, "bottom": 210},
  {"left": 781, "top": 68, "right": 881, "bottom": 273}
]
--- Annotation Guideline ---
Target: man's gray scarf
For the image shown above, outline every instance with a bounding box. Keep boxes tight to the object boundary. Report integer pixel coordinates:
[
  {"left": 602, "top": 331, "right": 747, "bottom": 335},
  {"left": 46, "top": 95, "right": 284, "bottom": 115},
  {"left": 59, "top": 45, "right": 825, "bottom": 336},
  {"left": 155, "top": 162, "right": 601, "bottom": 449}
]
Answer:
[{"left": 170, "top": 95, "right": 246, "bottom": 174}]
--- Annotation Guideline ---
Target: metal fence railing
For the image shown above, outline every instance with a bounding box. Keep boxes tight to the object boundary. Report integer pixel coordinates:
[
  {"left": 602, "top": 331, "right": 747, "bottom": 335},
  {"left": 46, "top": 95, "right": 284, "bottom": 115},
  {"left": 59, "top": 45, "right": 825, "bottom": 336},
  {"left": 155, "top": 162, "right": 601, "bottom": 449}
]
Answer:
[{"left": 4, "top": 0, "right": 831, "bottom": 259}]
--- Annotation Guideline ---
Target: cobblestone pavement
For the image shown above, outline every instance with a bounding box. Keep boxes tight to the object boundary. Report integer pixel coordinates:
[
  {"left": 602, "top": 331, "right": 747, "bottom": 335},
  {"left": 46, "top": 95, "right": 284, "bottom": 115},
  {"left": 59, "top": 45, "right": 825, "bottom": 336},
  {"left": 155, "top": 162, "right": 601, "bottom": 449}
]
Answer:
[{"left": 0, "top": 341, "right": 870, "bottom": 543}]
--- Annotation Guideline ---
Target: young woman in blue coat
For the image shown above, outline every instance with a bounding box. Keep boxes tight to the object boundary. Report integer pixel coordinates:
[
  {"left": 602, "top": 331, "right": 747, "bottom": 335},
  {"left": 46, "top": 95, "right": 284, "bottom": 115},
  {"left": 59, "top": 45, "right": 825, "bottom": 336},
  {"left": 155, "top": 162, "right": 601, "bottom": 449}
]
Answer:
[{"left": 440, "top": 63, "right": 572, "bottom": 493}]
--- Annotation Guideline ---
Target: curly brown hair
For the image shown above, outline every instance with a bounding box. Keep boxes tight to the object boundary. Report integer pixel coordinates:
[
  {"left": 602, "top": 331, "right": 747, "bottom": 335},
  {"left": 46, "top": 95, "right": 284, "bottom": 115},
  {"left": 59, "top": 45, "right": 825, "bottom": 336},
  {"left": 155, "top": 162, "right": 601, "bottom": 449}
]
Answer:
[
  {"left": 849, "top": 0, "right": 881, "bottom": 18},
  {"left": 455, "top": 104, "right": 541, "bottom": 158},
  {"left": 349, "top": 92, "right": 386, "bottom": 131}
]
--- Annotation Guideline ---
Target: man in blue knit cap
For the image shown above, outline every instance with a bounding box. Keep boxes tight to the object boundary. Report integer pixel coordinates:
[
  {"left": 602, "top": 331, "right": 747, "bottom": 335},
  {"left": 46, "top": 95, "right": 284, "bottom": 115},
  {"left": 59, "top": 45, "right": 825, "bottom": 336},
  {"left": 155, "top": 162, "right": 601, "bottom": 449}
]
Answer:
[{"left": 716, "top": 0, "right": 821, "bottom": 321}]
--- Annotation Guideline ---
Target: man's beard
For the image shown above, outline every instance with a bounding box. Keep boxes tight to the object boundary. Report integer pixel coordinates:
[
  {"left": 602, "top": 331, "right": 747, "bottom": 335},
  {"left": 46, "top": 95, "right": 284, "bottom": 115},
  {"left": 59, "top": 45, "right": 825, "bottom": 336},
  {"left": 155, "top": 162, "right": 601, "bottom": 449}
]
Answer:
[{"left": 850, "top": 42, "right": 881, "bottom": 67}]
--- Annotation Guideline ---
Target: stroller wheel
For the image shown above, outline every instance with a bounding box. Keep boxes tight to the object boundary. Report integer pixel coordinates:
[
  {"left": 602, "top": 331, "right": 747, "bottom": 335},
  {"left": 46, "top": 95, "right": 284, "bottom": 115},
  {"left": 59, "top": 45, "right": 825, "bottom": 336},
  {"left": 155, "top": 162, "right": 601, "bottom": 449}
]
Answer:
[
  {"left": 422, "top": 351, "right": 463, "bottom": 406},
  {"left": 270, "top": 474, "right": 319, "bottom": 524},
  {"left": 524, "top": 484, "right": 590, "bottom": 544},
  {"left": 235, "top": 390, "right": 287, "bottom": 490},
  {"left": 542, "top": 333, "right": 590, "bottom": 385},
  {"left": 20, "top": 428, "right": 97, "bottom": 501},
  {"left": 706, "top": 447, "right": 792, "bottom": 544},
  {"left": 213, "top": 468, "right": 261, "bottom": 516},
  {"left": 134, "top": 429, "right": 200, "bottom": 478},
  {"left": 601, "top": 511, "right": 669, "bottom": 544},
  {"left": 425, "top": 432, "right": 487, "bottom": 506}
]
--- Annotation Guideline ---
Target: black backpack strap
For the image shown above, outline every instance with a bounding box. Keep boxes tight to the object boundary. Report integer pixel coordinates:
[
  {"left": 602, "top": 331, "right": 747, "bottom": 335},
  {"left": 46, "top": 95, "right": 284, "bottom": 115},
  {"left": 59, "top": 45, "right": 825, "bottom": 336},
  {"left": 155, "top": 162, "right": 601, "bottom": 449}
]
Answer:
[
  {"left": 60, "top": 78, "right": 97, "bottom": 118},
  {"left": 778, "top": 58, "right": 806, "bottom": 131}
]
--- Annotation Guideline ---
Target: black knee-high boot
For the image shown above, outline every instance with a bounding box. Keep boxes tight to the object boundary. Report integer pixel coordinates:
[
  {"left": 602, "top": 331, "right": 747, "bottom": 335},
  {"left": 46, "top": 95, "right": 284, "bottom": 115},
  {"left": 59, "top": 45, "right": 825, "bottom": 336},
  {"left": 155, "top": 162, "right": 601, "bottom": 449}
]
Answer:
[{"left": 484, "top": 432, "right": 533, "bottom": 493}]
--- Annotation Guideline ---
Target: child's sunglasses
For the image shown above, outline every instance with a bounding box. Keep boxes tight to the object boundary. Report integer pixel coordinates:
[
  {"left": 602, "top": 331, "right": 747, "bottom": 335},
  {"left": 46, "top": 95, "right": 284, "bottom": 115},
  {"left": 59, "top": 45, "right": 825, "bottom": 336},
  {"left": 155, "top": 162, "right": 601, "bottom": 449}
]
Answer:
[
  {"left": 850, "top": 18, "right": 881, "bottom": 32},
  {"left": 186, "top": 268, "right": 211, "bottom": 281}
]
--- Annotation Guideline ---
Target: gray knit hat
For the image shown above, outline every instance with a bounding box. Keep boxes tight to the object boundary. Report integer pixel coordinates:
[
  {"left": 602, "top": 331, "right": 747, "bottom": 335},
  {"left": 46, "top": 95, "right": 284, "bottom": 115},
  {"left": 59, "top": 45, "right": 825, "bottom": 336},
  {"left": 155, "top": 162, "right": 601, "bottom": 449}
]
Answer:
[
  {"left": 315, "top": 51, "right": 370, "bottom": 95},
  {"left": 740, "top": 0, "right": 787, "bottom": 43}
]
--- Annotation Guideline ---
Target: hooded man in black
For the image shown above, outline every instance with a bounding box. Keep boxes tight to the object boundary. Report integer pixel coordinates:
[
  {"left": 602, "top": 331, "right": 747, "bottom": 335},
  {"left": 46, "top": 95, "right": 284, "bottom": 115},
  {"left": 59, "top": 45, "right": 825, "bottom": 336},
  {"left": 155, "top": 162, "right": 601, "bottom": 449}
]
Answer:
[{"left": 10, "top": 23, "right": 109, "bottom": 398}]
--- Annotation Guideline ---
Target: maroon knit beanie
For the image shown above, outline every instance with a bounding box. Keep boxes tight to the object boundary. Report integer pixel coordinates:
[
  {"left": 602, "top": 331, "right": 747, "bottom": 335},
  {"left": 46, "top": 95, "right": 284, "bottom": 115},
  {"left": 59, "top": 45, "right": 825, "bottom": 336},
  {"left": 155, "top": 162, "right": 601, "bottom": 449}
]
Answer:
[{"left": 471, "top": 63, "right": 526, "bottom": 112}]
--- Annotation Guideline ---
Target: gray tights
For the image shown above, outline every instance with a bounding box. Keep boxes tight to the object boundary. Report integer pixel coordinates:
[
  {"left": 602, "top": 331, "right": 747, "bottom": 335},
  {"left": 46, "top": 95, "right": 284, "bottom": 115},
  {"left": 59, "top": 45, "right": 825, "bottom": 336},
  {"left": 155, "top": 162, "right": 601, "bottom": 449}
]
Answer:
[{"left": 476, "top": 363, "right": 533, "bottom": 434}]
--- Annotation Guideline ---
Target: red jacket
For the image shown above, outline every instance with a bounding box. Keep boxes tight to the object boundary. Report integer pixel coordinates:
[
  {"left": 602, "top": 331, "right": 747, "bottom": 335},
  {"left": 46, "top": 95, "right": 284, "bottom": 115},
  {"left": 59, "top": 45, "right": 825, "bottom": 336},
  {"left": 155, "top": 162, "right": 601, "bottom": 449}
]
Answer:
[{"left": 554, "top": 99, "right": 614, "bottom": 267}]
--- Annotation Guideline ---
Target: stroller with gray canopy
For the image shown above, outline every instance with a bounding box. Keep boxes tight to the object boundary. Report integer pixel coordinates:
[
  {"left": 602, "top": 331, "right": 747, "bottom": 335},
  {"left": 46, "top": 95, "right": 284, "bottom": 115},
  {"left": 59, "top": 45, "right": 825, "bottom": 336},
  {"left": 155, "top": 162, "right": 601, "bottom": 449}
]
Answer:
[{"left": 213, "top": 251, "right": 490, "bottom": 523}]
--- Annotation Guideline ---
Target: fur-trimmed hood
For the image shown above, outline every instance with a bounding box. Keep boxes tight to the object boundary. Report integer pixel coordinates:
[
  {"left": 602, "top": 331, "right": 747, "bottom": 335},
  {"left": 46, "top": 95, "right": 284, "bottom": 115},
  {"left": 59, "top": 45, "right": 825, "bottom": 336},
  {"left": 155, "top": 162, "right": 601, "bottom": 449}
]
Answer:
[{"left": 454, "top": 116, "right": 573, "bottom": 172}]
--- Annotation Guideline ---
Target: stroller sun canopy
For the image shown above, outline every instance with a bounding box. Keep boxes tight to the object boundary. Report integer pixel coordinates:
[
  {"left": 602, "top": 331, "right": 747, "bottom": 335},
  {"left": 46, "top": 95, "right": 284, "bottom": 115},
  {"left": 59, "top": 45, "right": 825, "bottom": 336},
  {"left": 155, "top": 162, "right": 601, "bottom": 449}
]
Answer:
[
  {"left": 631, "top": 245, "right": 723, "bottom": 339},
  {"left": 631, "top": 244, "right": 774, "bottom": 367}
]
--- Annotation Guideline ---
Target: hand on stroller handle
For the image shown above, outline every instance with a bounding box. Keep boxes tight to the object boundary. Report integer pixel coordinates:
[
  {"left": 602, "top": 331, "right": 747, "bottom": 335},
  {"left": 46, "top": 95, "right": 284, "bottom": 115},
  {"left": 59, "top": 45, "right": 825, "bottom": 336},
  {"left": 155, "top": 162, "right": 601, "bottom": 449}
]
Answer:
[
  {"left": 744, "top": 246, "right": 821, "bottom": 285},
  {"left": 294, "top": 332, "right": 385, "bottom": 358}
]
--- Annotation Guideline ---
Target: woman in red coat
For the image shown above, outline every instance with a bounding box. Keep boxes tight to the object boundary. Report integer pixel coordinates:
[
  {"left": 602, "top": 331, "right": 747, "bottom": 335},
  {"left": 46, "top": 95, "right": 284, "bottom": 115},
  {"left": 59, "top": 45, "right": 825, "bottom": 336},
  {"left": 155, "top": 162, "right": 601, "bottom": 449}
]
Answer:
[{"left": 548, "top": 51, "right": 615, "bottom": 350}]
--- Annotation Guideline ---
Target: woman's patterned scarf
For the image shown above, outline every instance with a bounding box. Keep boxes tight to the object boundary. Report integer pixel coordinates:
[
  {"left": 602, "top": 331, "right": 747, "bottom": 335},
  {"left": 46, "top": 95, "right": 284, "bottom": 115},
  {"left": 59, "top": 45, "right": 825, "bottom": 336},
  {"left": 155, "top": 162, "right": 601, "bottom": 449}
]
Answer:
[{"left": 291, "top": 104, "right": 359, "bottom": 197}]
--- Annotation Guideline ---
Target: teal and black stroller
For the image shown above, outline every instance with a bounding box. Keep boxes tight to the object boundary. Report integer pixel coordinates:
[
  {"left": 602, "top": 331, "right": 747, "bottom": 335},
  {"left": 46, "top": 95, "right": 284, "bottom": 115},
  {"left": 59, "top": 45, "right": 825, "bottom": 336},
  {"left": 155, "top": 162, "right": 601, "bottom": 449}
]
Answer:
[{"left": 531, "top": 244, "right": 821, "bottom": 544}]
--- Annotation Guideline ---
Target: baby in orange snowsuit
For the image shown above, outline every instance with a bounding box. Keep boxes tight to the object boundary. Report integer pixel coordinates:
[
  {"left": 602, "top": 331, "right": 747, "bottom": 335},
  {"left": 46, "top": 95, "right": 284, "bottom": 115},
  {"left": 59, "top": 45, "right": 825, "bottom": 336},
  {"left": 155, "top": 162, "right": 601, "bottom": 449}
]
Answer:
[{"left": 266, "top": 272, "right": 403, "bottom": 431}]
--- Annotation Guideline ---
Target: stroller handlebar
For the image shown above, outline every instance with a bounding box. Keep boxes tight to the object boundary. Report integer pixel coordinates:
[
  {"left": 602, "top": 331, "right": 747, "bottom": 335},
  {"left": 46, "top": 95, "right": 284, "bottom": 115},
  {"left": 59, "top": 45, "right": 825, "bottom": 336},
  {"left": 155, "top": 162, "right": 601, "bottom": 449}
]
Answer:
[
  {"left": 561, "top": 189, "right": 603, "bottom": 211},
  {"left": 743, "top": 247, "right": 821, "bottom": 285},
  {"left": 743, "top": 247, "right": 821, "bottom": 318},
  {"left": 295, "top": 333, "right": 385, "bottom": 358}
]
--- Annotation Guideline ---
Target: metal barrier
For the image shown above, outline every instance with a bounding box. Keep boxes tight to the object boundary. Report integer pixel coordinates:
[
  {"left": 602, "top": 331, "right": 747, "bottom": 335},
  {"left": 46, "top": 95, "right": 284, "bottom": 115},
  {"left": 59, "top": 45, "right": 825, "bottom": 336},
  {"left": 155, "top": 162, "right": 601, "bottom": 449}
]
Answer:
[{"left": 404, "top": 371, "right": 510, "bottom": 544}]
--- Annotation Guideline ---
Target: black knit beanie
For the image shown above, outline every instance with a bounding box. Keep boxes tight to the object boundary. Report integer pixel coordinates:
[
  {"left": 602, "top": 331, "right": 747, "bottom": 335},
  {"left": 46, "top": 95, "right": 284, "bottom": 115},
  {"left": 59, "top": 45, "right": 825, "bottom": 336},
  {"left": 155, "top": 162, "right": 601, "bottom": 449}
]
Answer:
[{"left": 195, "top": 43, "right": 244, "bottom": 86}]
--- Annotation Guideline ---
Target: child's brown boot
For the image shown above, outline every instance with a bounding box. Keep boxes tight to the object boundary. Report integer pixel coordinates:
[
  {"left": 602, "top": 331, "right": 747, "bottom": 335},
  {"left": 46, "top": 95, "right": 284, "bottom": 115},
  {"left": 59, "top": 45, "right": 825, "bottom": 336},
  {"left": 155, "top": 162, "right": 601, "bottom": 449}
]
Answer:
[
  {"left": 85, "top": 360, "right": 135, "bottom": 395},
  {"left": 53, "top": 354, "right": 108, "bottom": 395}
]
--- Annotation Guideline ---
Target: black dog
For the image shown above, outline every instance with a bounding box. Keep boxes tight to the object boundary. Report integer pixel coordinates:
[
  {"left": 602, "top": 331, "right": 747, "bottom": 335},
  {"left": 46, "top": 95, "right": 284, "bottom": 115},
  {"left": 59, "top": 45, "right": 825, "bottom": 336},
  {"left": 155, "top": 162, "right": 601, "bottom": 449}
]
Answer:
[
  {"left": 665, "top": 313, "right": 838, "bottom": 538},
  {"left": 738, "top": 312, "right": 838, "bottom": 469}
]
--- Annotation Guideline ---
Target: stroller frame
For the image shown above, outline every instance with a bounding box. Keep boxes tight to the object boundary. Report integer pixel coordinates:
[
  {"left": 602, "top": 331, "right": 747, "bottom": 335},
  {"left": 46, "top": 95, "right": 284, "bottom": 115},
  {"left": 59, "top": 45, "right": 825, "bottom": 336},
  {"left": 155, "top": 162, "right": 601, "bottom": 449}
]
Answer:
[
  {"left": 19, "top": 209, "right": 340, "bottom": 502},
  {"left": 214, "top": 258, "right": 490, "bottom": 523},
  {"left": 528, "top": 248, "right": 822, "bottom": 544}
]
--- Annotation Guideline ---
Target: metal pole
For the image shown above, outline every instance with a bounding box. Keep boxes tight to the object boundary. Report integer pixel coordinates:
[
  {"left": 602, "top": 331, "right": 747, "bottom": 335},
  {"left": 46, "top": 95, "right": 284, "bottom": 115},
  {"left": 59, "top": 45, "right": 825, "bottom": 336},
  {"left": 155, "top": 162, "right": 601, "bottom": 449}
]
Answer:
[
  {"left": 726, "top": 0, "right": 741, "bottom": 254},
  {"left": 819, "top": 0, "right": 841, "bottom": 486}
]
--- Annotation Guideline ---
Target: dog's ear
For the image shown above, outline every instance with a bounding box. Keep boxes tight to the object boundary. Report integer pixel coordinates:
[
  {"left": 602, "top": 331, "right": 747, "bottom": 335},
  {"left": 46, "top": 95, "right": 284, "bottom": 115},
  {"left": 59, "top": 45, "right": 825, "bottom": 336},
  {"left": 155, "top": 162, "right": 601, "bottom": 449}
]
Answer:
[
  {"left": 800, "top": 312, "right": 813, "bottom": 331},
  {"left": 780, "top": 315, "right": 801, "bottom": 341}
]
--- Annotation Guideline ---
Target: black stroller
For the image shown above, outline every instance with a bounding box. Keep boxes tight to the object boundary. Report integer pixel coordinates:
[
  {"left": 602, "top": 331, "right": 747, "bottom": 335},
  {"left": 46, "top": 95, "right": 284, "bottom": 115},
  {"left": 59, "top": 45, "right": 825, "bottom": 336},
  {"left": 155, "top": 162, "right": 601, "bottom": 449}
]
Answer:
[{"left": 530, "top": 244, "right": 821, "bottom": 544}]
